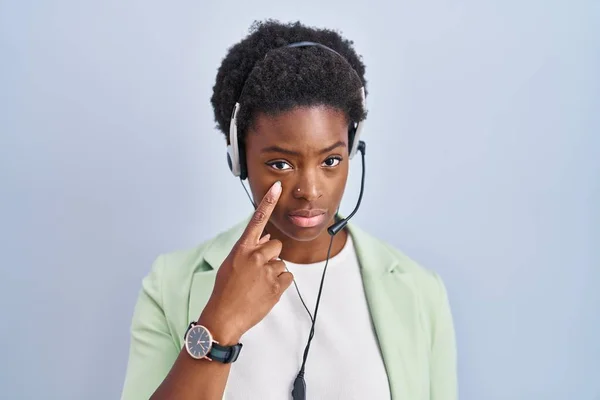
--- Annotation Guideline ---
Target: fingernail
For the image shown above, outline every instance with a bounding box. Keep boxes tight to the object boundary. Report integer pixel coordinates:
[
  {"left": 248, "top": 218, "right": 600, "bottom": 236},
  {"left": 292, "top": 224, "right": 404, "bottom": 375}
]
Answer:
[
  {"left": 272, "top": 181, "right": 282, "bottom": 194},
  {"left": 259, "top": 234, "right": 270, "bottom": 244}
]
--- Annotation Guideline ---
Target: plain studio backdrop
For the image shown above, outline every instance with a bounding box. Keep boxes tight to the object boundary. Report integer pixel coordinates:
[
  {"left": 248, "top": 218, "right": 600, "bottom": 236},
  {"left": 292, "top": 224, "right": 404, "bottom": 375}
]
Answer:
[{"left": 1, "top": 0, "right": 598, "bottom": 399}]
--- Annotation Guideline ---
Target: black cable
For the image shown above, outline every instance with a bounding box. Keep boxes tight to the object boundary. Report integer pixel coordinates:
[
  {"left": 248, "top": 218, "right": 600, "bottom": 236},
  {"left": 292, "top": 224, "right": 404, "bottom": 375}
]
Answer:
[
  {"left": 290, "top": 274, "right": 314, "bottom": 323},
  {"left": 292, "top": 142, "right": 366, "bottom": 400},
  {"left": 292, "top": 233, "right": 335, "bottom": 400},
  {"left": 300, "top": 233, "right": 334, "bottom": 371},
  {"left": 240, "top": 178, "right": 256, "bottom": 209}
]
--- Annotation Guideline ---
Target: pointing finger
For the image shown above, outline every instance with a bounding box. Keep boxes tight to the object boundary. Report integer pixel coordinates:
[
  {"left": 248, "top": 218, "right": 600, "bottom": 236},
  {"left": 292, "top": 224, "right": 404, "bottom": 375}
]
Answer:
[{"left": 239, "top": 181, "right": 282, "bottom": 246}]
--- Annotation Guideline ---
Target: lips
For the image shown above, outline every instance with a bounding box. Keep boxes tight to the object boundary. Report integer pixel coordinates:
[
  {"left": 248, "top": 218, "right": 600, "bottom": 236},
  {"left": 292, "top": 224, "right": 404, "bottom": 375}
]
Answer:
[
  {"left": 287, "top": 209, "right": 327, "bottom": 228},
  {"left": 288, "top": 209, "right": 327, "bottom": 218}
]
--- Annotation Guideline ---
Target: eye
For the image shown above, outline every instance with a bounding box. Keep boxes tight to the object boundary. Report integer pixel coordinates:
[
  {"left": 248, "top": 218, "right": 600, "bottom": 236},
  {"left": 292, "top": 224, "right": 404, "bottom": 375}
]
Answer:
[
  {"left": 267, "top": 160, "right": 293, "bottom": 171},
  {"left": 322, "top": 156, "right": 342, "bottom": 167}
]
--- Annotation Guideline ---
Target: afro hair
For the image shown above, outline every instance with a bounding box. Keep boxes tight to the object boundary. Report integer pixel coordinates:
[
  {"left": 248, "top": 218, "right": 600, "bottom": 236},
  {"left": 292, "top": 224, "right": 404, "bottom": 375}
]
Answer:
[{"left": 210, "top": 20, "right": 368, "bottom": 144}]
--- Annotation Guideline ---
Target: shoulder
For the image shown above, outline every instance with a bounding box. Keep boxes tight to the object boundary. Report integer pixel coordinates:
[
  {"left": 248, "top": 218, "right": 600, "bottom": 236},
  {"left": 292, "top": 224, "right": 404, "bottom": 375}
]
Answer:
[
  {"left": 349, "top": 223, "right": 451, "bottom": 318},
  {"left": 349, "top": 226, "right": 458, "bottom": 395},
  {"left": 136, "top": 220, "right": 248, "bottom": 340},
  {"left": 142, "top": 218, "right": 248, "bottom": 301},
  {"left": 383, "top": 238, "right": 448, "bottom": 297}
]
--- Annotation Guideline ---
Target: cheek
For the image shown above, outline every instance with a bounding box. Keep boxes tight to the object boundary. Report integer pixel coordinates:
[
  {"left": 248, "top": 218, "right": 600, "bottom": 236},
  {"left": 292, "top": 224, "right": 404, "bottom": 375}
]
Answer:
[
  {"left": 247, "top": 172, "right": 286, "bottom": 209},
  {"left": 248, "top": 180, "right": 271, "bottom": 205},
  {"left": 246, "top": 158, "right": 271, "bottom": 197},
  {"left": 328, "top": 168, "right": 349, "bottom": 201}
]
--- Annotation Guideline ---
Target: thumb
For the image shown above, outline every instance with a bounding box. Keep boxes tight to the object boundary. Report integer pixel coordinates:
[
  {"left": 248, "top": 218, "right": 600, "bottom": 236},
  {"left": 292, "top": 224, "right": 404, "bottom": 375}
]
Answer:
[{"left": 277, "top": 271, "right": 294, "bottom": 290}]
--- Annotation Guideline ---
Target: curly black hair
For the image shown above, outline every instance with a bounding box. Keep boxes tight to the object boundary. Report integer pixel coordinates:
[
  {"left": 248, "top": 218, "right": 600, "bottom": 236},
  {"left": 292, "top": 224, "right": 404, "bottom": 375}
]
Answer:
[{"left": 210, "top": 19, "right": 368, "bottom": 143}]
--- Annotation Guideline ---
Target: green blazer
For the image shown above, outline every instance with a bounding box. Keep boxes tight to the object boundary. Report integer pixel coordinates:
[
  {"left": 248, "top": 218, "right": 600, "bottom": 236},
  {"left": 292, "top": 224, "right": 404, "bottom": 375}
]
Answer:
[{"left": 121, "top": 218, "right": 458, "bottom": 400}]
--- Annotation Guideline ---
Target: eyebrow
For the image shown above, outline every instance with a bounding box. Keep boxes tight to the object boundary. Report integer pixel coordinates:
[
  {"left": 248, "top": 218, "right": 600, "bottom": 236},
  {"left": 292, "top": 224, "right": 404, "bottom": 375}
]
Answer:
[{"left": 261, "top": 141, "right": 346, "bottom": 156}]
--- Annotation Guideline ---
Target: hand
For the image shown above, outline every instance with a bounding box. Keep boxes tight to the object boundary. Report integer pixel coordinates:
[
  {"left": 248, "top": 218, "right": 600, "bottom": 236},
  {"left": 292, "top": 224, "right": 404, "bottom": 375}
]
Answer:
[{"left": 198, "top": 181, "right": 293, "bottom": 344}]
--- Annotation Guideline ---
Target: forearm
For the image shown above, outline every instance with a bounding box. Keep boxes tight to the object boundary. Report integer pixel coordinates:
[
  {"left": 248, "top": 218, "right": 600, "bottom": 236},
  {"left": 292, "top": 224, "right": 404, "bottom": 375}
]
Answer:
[
  {"left": 150, "top": 348, "right": 232, "bottom": 400},
  {"left": 150, "top": 315, "right": 240, "bottom": 400}
]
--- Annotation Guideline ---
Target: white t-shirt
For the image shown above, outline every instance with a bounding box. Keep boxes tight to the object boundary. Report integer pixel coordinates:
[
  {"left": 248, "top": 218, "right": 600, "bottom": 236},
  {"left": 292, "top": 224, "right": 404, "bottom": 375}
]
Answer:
[{"left": 225, "top": 234, "right": 391, "bottom": 400}]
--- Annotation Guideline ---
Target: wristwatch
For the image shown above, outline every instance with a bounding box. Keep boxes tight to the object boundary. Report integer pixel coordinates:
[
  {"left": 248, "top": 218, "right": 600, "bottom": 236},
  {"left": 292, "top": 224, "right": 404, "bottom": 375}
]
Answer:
[{"left": 183, "top": 321, "right": 243, "bottom": 363}]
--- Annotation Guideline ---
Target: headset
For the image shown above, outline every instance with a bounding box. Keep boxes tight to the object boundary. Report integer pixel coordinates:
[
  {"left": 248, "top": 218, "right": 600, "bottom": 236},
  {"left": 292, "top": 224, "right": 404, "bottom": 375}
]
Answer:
[{"left": 225, "top": 41, "right": 368, "bottom": 400}]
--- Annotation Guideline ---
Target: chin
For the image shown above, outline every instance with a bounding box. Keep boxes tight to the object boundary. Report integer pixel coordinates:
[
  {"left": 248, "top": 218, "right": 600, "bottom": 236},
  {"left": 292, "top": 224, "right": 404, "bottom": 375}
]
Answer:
[
  {"left": 272, "top": 214, "right": 331, "bottom": 242},
  {"left": 284, "top": 225, "right": 325, "bottom": 242}
]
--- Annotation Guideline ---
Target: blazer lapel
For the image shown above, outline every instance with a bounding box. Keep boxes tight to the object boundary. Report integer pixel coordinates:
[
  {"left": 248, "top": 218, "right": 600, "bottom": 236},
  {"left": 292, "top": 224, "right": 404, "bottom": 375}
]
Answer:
[
  {"left": 349, "top": 223, "right": 428, "bottom": 399},
  {"left": 186, "top": 219, "right": 249, "bottom": 335}
]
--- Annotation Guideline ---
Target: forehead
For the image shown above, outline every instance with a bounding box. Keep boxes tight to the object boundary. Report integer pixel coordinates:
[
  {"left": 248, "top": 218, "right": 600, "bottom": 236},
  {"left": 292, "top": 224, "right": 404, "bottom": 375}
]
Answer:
[{"left": 246, "top": 106, "right": 349, "bottom": 152}]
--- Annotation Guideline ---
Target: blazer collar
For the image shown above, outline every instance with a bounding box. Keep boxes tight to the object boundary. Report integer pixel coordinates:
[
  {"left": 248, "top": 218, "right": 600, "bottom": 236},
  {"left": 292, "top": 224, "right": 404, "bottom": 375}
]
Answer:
[
  {"left": 202, "top": 217, "right": 248, "bottom": 272},
  {"left": 201, "top": 214, "right": 402, "bottom": 276}
]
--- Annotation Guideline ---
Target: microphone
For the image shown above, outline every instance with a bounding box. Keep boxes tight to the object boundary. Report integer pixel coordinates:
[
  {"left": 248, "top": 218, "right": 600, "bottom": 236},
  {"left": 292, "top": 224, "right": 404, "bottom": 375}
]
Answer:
[{"left": 327, "top": 140, "right": 366, "bottom": 235}]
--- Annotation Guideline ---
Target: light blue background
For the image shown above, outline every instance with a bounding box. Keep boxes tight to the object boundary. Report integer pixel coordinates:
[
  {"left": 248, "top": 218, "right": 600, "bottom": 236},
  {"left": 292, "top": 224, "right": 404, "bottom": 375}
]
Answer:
[{"left": 1, "top": 1, "right": 598, "bottom": 399}]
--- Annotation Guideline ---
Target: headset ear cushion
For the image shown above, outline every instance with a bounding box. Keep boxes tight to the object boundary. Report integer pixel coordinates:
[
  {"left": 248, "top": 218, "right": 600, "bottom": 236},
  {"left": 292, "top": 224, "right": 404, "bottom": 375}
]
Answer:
[
  {"left": 349, "top": 120, "right": 364, "bottom": 159},
  {"left": 239, "top": 142, "right": 248, "bottom": 180},
  {"left": 348, "top": 122, "right": 361, "bottom": 159},
  {"left": 227, "top": 144, "right": 240, "bottom": 177},
  {"left": 227, "top": 151, "right": 233, "bottom": 172},
  {"left": 348, "top": 123, "right": 357, "bottom": 154}
]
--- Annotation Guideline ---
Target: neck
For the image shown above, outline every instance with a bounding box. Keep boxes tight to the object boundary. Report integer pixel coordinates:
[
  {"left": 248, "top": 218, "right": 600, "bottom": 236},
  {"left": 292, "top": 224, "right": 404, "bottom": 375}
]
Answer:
[{"left": 265, "top": 217, "right": 348, "bottom": 264}]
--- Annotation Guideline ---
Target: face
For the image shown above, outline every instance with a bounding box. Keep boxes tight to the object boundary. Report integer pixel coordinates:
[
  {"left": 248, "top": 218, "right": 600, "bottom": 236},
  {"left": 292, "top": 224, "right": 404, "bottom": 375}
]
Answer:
[{"left": 245, "top": 106, "right": 350, "bottom": 242}]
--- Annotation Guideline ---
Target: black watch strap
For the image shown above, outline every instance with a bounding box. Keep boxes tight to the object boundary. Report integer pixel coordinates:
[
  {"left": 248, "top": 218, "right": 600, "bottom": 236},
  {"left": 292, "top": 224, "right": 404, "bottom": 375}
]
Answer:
[{"left": 209, "top": 342, "right": 243, "bottom": 363}]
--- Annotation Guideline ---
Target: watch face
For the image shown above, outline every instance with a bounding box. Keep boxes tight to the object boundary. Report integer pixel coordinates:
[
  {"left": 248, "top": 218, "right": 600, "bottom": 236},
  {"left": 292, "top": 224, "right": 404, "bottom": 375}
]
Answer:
[{"left": 185, "top": 325, "right": 213, "bottom": 359}]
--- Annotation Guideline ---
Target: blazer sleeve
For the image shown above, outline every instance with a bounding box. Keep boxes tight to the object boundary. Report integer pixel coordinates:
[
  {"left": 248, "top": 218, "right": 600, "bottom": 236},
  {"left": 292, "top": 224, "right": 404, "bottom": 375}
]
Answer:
[
  {"left": 429, "top": 273, "right": 459, "bottom": 400},
  {"left": 120, "top": 255, "right": 180, "bottom": 400}
]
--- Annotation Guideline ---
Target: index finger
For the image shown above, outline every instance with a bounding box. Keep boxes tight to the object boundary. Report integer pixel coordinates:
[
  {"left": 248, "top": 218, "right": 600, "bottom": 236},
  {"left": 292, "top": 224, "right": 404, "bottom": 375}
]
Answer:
[{"left": 239, "top": 181, "right": 282, "bottom": 246}]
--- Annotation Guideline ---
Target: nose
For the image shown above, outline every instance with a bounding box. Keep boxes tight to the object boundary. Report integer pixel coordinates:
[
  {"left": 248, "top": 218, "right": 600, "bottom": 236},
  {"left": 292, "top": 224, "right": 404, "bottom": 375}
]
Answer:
[{"left": 292, "top": 169, "right": 323, "bottom": 202}]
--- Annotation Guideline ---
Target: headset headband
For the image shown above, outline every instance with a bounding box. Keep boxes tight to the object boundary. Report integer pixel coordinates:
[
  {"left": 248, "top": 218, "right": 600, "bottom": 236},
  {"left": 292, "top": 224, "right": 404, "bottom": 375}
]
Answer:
[{"left": 226, "top": 41, "right": 367, "bottom": 179}]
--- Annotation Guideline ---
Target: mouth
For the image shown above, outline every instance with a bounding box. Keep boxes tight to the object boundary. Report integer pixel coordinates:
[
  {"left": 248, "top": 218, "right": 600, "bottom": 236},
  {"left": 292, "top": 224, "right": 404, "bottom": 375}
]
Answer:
[{"left": 287, "top": 209, "right": 327, "bottom": 228}]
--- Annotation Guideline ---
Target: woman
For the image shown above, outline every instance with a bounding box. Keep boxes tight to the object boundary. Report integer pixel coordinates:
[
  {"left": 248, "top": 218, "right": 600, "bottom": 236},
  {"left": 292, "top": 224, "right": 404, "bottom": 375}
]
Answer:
[{"left": 121, "top": 20, "right": 457, "bottom": 400}]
